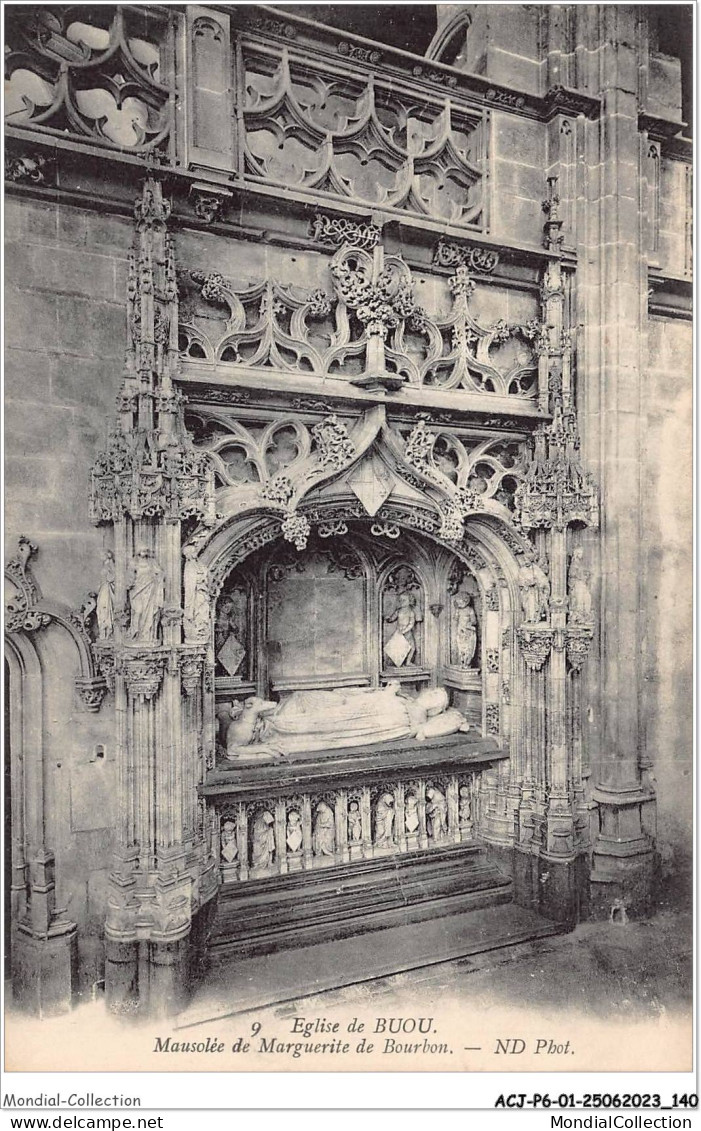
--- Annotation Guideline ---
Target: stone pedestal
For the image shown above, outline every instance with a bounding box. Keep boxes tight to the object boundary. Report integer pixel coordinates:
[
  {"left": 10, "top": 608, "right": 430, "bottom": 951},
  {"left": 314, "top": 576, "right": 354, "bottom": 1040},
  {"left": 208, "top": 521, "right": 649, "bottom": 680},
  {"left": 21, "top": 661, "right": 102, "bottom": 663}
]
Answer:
[
  {"left": 589, "top": 786, "right": 657, "bottom": 918},
  {"left": 12, "top": 923, "right": 78, "bottom": 1017}
]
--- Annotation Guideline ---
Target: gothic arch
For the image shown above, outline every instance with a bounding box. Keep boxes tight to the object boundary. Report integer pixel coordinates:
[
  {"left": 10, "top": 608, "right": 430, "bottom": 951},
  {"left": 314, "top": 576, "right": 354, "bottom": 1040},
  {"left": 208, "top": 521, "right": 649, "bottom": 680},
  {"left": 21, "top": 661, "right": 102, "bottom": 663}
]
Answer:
[
  {"left": 4, "top": 628, "right": 77, "bottom": 1014},
  {"left": 425, "top": 10, "right": 473, "bottom": 65}
]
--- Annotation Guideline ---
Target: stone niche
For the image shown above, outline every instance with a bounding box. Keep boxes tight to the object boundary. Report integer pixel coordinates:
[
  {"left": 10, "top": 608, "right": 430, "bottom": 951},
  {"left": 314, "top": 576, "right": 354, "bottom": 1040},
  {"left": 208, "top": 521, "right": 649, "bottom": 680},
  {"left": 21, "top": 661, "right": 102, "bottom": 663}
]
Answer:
[
  {"left": 204, "top": 525, "right": 510, "bottom": 959},
  {"left": 213, "top": 525, "right": 487, "bottom": 745}
]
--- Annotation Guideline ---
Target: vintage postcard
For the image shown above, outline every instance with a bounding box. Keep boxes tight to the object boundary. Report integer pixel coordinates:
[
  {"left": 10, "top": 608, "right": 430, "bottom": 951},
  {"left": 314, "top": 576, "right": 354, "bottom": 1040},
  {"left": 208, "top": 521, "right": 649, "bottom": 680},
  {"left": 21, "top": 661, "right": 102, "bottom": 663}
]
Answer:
[{"left": 3, "top": 0, "right": 693, "bottom": 1083}]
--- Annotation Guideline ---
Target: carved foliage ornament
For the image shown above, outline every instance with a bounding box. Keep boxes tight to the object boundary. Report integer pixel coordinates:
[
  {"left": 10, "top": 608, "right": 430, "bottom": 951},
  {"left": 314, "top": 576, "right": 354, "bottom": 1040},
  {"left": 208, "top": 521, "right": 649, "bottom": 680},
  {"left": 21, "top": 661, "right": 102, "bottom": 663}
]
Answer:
[
  {"left": 517, "top": 625, "right": 553, "bottom": 671},
  {"left": 434, "top": 239, "right": 499, "bottom": 274},
  {"left": 311, "top": 415, "right": 355, "bottom": 470},
  {"left": 515, "top": 411, "right": 598, "bottom": 533},
  {"left": 5, "top": 535, "right": 48, "bottom": 633},
  {"left": 90, "top": 427, "right": 216, "bottom": 525},
  {"left": 310, "top": 214, "right": 381, "bottom": 250},
  {"left": 402, "top": 420, "right": 527, "bottom": 534},
  {"left": 5, "top": 149, "right": 54, "bottom": 185},
  {"left": 330, "top": 245, "right": 426, "bottom": 338},
  {"left": 181, "top": 251, "right": 542, "bottom": 400},
  {"left": 565, "top": 625, "right": 594, "bottom": 671},
  {"left": 124, "top": 652, "right": 166, "bottom": 701},
  {"left": 180, "top": 654, "right": 205, "bottom": 695},
  {"left": 5, "top": 537, "right": 107, "bottom": 710}
]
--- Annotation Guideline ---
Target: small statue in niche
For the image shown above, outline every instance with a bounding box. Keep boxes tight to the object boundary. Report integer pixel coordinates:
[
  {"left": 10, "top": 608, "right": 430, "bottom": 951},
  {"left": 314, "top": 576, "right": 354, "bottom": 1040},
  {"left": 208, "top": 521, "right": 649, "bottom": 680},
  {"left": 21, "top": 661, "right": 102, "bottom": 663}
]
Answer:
[
  {"left": 79, "top": 591, "right": 98, "bottom": 639},
  {"left": 215, "top": 594, "right": 246, "bottom": 676},
  {"left": 251, "top": 811, "right": 275, "bottom": 870},
  {"left": 405, "top": 794, "right": 420, "bottom": 836},
  {"left": 348, "top": 801, "right": 362, "bottom": 843},
  {"left": 220, "top": 818, "right": 238, "bottom": 864},
  {"left": 568, "top": 547, "right": 593, "bottom": 624},
  {"left": 374, "top": 793, "right": 395, "bottom": 846},
  {"left": 518, "top": 557, "right": 550, "bottom": 624},
  {"left": 286, "top": 811, "right": 303, "bottom": 855},
  {"left": 127, "top": 547, "right": 165, "bottom": 644},
  {"left": 459, "top": 786, "right": 472, "bottom": 826},
  {"left": 313, "top": 802, "right": 335, "bottom": 857},
  {"left": 96, "top": 550, "right": 115, "bottom": 640},
  {"left": 183, "top": 544, "right": 211, "bottom": 642},
  {"left": 384, "top": 591, "right": 423, "bottom": 667},
  {"left": 452, "top": 591, "right": 477, "bottom": 667},
  {"left": 426, "top": 786, "right": 448, "bottom": 840}
]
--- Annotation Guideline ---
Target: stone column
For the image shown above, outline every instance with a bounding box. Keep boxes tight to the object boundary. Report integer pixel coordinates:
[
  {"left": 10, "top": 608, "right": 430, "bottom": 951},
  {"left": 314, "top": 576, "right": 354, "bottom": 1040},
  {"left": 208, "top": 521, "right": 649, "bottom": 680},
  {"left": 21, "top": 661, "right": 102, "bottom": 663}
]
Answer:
[
  {"left": 576, "top": 6, "right": 656, "bottom": 913},
  {"left": 92, "top": 180, "right": 217, "bottom": 1015}
]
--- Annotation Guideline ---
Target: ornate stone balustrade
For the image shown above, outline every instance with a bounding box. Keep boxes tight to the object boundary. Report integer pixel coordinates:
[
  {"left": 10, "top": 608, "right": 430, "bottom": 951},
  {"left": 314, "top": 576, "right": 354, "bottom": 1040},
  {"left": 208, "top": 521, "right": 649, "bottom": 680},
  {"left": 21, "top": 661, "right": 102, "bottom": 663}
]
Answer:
[
  {"left": 201, "top": 732, "right": 506, "bottom": 884},
  {"left": 5, "top": 5, "right": 488, "bottom": 230}
]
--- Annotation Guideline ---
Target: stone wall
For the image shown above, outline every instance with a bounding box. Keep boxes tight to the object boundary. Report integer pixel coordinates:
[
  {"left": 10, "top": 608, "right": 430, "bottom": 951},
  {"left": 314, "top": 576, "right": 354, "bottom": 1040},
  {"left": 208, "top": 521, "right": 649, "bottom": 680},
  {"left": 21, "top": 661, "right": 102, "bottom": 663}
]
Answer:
[
  {"left": 644, "top": 317, "right": 693, "bottom": 894},
  {"left": 5, "top": 196, "right": 129, "bottom": 603},
  {"left": 4, "top": 196, "right": 129, "bottom": 990}
]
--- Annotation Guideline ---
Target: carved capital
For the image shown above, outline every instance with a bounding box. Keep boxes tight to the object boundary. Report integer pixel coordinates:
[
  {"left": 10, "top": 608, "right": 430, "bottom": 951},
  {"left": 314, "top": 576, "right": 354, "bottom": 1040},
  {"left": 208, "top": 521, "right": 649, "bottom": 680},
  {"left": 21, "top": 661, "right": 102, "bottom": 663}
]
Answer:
[
  {"left": 517, "top": 625, "right": 553, "bottom": 670},
  {"left": 180, "top": 655, "right": 204, "bottom": 696},
  {"left": 161, "top": 605, "right": 183, "bottom": 628},
  {"left": 94, "top": 647, "right": 118, "bottom": 692},
  {"left": 565, "top": 624, "right": 594, "bottom": 671},
  {"left": 75, "top": 675, "right": 109, "bottom": 712},
  {"left": 124, "top": 652, "right": 166, "bottom": 702}
]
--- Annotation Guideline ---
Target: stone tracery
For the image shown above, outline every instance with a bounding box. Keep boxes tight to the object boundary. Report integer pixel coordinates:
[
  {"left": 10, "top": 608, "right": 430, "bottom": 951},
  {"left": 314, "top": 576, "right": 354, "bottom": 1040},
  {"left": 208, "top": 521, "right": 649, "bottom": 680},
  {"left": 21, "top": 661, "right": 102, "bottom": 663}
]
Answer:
[{"left": 15, "top": 165, "right": 599, "bottom": 1015}]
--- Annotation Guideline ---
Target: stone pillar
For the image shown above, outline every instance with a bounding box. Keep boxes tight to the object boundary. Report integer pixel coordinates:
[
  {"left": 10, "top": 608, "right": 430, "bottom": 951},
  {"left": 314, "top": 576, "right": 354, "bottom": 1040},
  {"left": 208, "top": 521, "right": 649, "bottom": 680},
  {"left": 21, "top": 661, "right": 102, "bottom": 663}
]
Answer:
[
  {"left": 91, "top": 180, "right": 217, "bottom": 1015},
  {"left": 575, "top": 6, "right": 656, "bottom": 914}
]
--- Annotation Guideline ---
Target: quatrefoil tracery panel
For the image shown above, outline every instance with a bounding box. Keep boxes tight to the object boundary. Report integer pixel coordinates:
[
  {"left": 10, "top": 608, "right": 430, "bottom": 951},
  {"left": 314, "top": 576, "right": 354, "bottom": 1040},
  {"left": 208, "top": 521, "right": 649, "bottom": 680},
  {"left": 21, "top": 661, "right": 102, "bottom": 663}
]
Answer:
[{"left": 240, "top": 49, "right": 484, "bottom": 226}]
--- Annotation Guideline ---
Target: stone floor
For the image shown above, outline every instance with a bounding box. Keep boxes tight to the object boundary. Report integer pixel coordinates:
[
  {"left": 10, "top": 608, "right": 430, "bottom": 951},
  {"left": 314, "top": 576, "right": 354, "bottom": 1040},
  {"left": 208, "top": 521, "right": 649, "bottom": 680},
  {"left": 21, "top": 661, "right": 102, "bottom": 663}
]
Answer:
[
  {"left": 6, "top": 906, "right": 693, "bottom": 1073},
  {"left": 264, "top": 909, "right": 692, "bottom": 1021}
]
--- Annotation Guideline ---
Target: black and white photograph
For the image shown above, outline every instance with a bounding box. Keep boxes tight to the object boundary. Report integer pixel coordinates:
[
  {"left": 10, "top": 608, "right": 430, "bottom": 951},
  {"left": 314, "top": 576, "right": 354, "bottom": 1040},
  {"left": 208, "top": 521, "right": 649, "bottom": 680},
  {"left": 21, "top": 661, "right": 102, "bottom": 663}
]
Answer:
[{"left": 2, "top": 0, "right": 694, "bottom": 1092}]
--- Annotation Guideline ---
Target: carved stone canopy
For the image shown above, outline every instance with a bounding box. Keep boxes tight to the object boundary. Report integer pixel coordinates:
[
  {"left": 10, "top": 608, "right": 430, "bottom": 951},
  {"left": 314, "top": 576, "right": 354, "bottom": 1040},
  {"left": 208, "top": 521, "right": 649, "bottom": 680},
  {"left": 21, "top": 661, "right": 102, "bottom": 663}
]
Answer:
[{"left": 4, "top": 537, "right": 108, "bottom": 711}]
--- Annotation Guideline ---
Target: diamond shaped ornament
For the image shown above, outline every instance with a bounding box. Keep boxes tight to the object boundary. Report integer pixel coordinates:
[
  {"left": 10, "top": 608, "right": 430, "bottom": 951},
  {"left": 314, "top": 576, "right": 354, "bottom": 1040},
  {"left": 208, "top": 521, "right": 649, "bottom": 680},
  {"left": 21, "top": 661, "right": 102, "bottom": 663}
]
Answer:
[
  {"left": 347, "top": 451, "right": 394, "bottom": 516},
  {"left": 384, "top": 629, "right": 412, "bottom": 667},
  {"left": 217, "top": 633, "right": 245, "bottom": 675}
]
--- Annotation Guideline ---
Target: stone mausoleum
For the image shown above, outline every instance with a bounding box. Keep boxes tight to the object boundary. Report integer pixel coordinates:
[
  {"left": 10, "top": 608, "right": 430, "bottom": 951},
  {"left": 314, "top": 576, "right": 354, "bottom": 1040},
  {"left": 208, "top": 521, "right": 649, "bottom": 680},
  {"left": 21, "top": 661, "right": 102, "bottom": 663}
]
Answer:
[{"left": 4, "top": 3, "right": 692, "bottom": 1018}]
